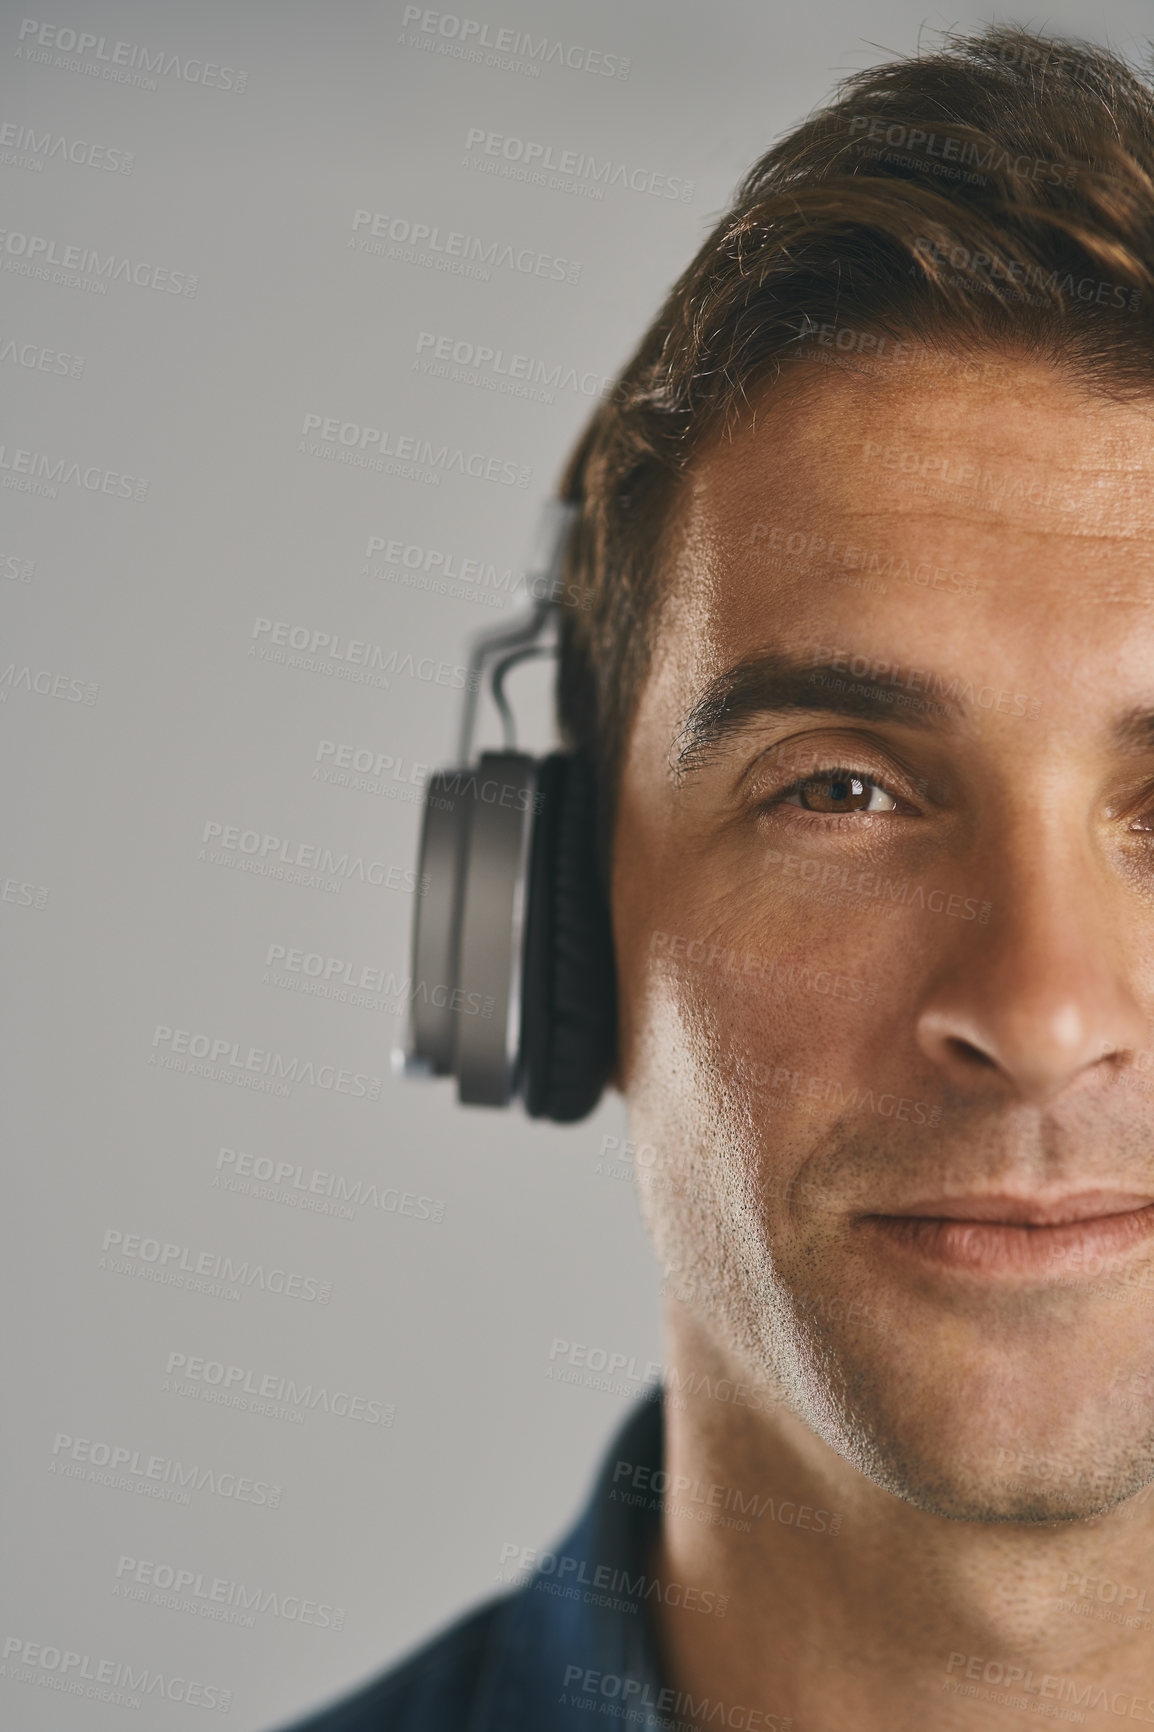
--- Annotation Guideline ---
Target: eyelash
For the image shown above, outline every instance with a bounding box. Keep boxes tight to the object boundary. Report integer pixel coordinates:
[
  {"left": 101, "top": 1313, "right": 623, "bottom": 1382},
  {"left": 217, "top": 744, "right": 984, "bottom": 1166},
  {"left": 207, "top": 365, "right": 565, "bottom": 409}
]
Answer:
[
  {"left": 759, "top": 765, "right": 908, "bottom": 828},
  {"left": 754, "top": 770, "right": 1154, "bottom": 836}
]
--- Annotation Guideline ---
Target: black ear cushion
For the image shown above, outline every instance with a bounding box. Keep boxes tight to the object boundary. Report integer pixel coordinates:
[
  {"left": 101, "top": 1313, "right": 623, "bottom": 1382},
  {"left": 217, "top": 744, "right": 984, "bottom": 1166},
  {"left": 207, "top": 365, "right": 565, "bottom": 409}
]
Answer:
[{"left": 520, "top": 752, "right": 617, "bottom": 1123}]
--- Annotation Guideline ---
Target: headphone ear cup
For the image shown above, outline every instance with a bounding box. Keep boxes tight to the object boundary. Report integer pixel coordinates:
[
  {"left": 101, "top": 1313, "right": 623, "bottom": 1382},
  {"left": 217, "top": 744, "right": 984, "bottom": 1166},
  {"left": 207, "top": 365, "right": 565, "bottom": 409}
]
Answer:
[{"left": 520, "top": 752, "right": 617, "bottom": 1122}]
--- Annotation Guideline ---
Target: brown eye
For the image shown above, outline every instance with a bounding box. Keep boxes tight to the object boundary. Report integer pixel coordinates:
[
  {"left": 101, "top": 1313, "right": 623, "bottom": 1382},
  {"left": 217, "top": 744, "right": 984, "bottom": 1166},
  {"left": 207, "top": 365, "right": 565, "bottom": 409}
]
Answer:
[{"left": 787, "top": 773, "right": 897, "bottom": 814}]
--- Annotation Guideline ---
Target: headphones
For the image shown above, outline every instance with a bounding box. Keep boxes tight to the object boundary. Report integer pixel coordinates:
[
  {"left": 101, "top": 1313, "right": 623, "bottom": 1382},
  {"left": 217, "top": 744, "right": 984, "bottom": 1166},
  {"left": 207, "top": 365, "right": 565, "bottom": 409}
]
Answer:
[{"left": 391, "top": 501, "right": 617, "bottom": 1123}]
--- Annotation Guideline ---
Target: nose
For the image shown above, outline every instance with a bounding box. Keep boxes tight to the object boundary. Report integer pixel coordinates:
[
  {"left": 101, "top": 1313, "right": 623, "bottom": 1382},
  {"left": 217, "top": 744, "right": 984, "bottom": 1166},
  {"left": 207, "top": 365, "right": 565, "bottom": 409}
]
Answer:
[{"left": 914, "top": 845, "right": 1148, "bottom": 1108}]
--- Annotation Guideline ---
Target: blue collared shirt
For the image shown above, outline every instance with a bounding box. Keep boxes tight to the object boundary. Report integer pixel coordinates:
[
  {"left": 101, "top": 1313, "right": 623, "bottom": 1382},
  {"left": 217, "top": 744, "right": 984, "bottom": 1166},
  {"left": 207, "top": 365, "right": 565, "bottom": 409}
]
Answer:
[{"left": 276, "top": 1388, "right": 673, "bottom": 1730}]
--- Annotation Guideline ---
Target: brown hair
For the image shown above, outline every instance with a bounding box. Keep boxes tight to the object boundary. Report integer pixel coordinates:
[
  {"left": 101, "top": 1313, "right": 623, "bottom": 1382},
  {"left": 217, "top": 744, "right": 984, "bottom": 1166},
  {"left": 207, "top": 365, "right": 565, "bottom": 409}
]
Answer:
[{"left": 555, "top": 24, "right": 1154, "bottom": 884}]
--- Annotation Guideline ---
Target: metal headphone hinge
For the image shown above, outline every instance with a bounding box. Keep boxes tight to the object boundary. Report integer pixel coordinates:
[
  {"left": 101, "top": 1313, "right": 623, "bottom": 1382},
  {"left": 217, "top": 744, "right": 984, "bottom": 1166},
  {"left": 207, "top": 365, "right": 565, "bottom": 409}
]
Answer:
[{"left": 454, "top": 499, "right": 578, "bottom": 764}]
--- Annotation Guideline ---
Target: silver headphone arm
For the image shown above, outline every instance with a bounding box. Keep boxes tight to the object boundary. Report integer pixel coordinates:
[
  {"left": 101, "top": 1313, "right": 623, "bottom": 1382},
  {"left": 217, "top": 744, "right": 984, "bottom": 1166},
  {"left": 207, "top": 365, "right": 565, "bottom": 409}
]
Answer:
[{"left": 454, "top": 499, "right": 579, "bottom": 764}]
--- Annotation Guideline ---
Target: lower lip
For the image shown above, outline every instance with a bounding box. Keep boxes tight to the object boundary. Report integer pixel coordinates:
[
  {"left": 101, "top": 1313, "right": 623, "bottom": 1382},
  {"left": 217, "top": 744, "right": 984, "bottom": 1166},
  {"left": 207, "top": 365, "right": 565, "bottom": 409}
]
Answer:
[{"left": 860, "top": 1205, "right": 1154, "bottom": 1278}]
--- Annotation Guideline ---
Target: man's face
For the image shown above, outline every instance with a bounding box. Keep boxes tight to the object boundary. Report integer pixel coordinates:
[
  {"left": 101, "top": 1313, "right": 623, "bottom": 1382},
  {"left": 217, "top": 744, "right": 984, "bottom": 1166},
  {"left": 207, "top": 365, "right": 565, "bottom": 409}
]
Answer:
[{"left": 612, "top": 354, "right": 1154, "bottom": 1522}]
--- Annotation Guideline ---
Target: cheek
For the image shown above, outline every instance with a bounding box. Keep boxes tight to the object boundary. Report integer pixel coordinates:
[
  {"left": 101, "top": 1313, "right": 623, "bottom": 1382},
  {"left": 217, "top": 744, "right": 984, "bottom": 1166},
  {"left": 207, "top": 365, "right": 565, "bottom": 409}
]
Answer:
[
  {"left": 621, "top": 907, "right": 887, "bottom": 1114},
  {"left": 611, "top": 797, "right": 921, "bottom": 1145},
  {"left": 621, "top": 948, "right": 818, "bottom": 1195},
  {"left": 625, "top": 977, "right": 768, "bottom": 1291}
]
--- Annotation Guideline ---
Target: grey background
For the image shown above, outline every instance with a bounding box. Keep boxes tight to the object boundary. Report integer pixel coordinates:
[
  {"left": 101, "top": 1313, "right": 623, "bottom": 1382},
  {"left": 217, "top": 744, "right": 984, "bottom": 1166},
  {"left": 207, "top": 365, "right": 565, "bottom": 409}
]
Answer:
[{"left": 2, "top": 1, "right": 1151, "bottom": 1726}]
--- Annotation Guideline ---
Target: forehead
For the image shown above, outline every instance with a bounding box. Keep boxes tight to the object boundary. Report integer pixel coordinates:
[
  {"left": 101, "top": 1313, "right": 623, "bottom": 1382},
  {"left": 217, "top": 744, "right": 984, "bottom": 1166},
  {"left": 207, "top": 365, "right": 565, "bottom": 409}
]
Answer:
[
  {"left": 656, "top": 358, "right": 1154, "bottom": 698},
  {"left": 687, "top": 355, "right": 1154, "bottom": 537}
]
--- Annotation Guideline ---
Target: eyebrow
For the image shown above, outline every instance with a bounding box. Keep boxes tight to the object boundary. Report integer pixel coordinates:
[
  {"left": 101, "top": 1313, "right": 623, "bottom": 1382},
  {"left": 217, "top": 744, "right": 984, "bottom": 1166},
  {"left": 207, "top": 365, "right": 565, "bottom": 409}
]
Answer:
[
  {"left": 1113, "top": 709, "right": 1154, "bottom": 754},
  {"left": 670, "top": 649, "right": 958, "bottom": 779}
]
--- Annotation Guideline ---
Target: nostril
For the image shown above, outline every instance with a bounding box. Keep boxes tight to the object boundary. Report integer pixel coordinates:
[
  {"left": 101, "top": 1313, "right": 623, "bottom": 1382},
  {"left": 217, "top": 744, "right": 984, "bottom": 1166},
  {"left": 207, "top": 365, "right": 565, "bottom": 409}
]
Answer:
[{"left": 946, "top": 1037, "right": 996, "bottom": 1069}]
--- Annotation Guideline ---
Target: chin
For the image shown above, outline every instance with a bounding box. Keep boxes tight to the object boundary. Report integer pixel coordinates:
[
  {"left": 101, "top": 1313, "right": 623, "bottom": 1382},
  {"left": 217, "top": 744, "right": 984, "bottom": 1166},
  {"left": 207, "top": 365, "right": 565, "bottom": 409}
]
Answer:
[
  {"left": 841, "top": 1436, "right": 1154, "bottom": 1525},
  {"left": 787, "top": 1327, "right": 1154, "bottom": 1525}
]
